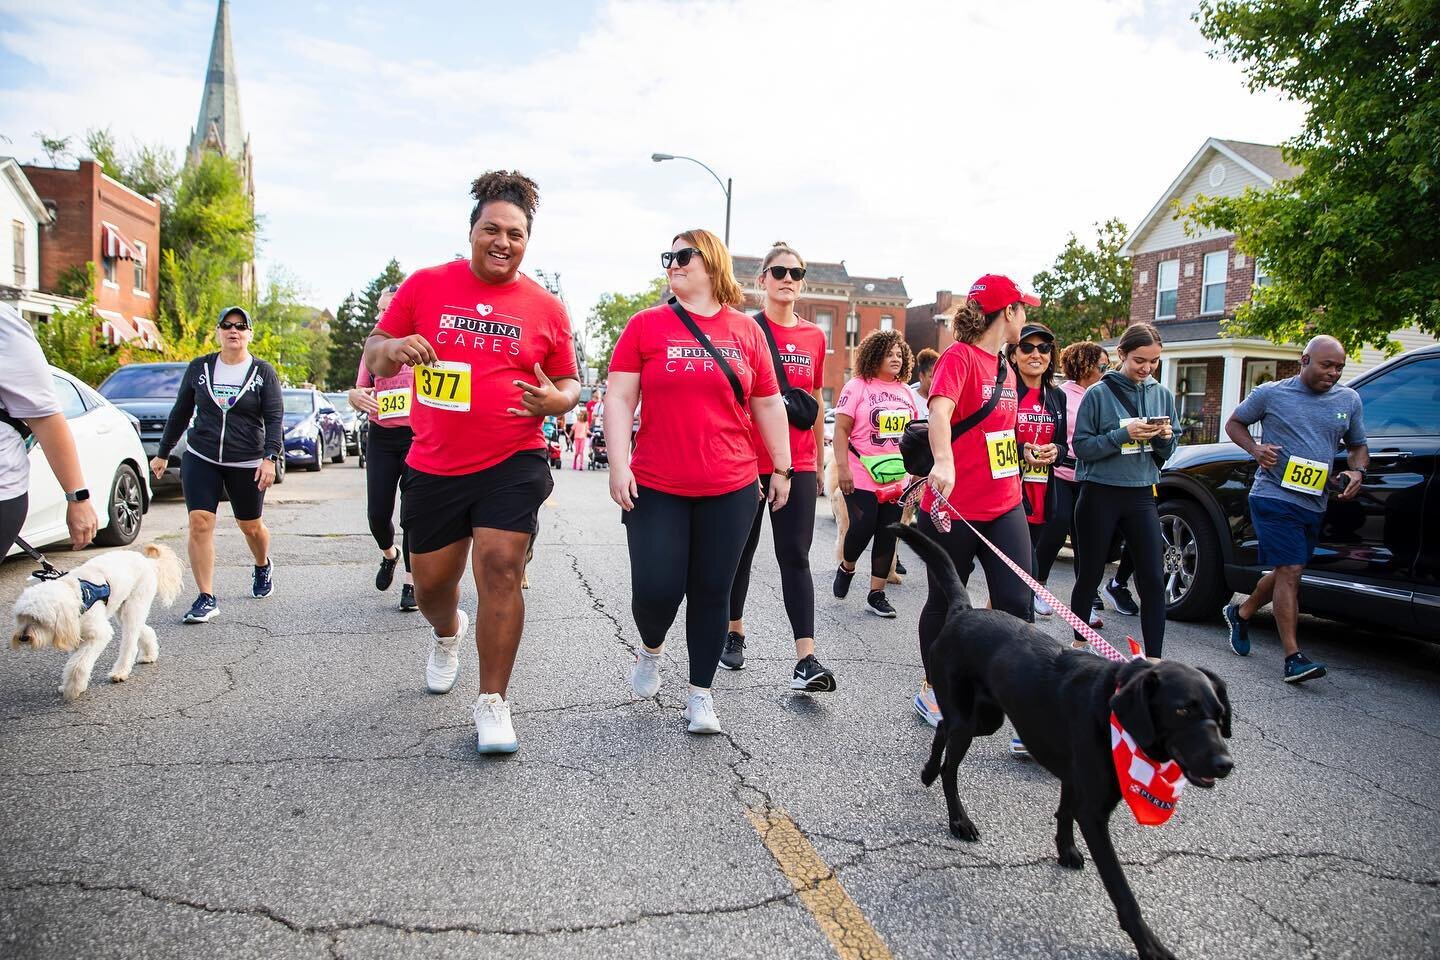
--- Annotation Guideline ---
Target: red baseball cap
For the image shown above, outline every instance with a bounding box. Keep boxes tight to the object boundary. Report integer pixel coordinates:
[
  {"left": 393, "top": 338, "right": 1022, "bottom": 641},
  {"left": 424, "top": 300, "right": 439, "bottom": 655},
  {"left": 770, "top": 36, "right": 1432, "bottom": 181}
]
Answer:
[{"left": 967, "top": 274, "right": 1041, "bottom": 314}]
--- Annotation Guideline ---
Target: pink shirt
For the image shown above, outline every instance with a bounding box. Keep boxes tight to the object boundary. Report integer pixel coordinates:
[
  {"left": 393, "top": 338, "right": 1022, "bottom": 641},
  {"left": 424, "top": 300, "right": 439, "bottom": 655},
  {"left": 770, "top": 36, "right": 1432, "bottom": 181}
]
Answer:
[
  {"left": 1053, "top": 380, "right": 1086, "bottom": 482},
  {"left": 356, "top": 356, "right": 415, "bottom": 430},
  {"left": 835, "top": 376, "right": 918, "bottom": 493}
]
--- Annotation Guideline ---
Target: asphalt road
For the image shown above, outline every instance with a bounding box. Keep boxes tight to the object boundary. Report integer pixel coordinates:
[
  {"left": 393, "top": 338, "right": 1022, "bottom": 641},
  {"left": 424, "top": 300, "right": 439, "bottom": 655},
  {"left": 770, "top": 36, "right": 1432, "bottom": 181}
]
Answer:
[{"left": 2, "top": 458, "right": 1437, "bottom": 960}]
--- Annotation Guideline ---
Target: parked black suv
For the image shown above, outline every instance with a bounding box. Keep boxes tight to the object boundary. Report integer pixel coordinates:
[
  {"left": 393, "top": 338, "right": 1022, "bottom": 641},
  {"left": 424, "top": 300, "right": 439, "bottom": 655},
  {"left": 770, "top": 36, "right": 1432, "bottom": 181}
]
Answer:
[{"left": 1156, "top": 345, "right": 1439, "bottom": 640}]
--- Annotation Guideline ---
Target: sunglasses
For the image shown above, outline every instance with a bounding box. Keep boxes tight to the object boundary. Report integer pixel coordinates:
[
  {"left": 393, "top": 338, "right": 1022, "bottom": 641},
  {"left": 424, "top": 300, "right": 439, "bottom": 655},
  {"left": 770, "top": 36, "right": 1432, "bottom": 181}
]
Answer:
[
  {"left": 1016, "top": 341, "right": 1053, "bottom": 355},
  {"left": 766, "top": 266, "right": 806, "bottom": 281},
  {"left": 1098, "top": 362, "right": 1110, "bottom": 372},
  {"left": 661, "top": 247, "right": 701, "bottom": 269},
  {"left": 218, "top": 319, "right": 251, "bottom": 331}
]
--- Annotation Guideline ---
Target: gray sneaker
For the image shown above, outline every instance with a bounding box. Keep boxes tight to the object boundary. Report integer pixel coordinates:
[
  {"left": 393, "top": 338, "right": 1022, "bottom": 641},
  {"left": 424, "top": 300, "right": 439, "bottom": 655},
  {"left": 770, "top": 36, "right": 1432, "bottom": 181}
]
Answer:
[
  {"left": 683, "top": 690, "right": 723, "bottom": 734},
  {"left": 425, "top": 609, "right": 468, "bottom": 694},
  {"left": 630, "top": 650, "right": 662, "bottom": 697}
]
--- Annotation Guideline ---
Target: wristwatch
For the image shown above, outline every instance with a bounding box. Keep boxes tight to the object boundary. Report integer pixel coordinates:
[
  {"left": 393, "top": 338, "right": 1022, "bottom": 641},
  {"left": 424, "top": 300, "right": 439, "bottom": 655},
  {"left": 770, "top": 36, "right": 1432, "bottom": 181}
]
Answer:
[
  {"left": 64, "top": 488, "right": 90, "bottom": 502},
  {"left": 265, "top": 453, "right": 281, "bottom": 464}
]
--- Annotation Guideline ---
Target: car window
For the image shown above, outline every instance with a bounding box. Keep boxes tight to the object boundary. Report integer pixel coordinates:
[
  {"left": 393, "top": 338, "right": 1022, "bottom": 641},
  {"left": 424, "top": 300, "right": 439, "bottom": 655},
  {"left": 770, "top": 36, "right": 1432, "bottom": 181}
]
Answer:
[
  {"left": 50, "top": 375, "right": 88, "bottom": 419},
  {"left": 283, "top": 391, "right": 315, "bottom": 414},
  {"left": 1354, "top": 357, "right": 1440, "bottom": 437},
  {"left": 97, "top": 365, "right": 185, "bottom": 399}
]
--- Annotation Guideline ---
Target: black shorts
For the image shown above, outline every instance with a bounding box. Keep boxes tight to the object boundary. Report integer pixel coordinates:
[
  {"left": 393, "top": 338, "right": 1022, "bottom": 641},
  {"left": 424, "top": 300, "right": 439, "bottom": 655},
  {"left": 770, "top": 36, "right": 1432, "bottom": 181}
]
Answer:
[
  {"left": 400, "top": 449, "right": 553, "bottom": 554},
  {"left": 182, "top": 451, "right": 267, "bottom": 521}
]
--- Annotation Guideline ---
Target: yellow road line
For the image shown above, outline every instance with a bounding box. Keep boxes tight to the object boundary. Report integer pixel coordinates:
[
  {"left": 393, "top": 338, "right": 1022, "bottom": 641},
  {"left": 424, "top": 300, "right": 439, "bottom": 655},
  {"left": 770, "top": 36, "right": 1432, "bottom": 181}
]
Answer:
[{"left": 746, "top": 807, "right": 893, "bottom": 960}]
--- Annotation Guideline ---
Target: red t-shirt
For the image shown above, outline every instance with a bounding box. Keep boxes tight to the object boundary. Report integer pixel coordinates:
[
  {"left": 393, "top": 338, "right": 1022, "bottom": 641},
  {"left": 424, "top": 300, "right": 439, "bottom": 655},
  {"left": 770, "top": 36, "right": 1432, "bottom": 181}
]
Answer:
[
  {"left": 921, "top": 341, "right": 1021, "bottom": 521},
  {"left": 1015, "top": 382, "right": 1057, "bottom": 524},
  {"left": 747, "top": 314, "right": 826, "bottom": 474},
  {"left": 609, "top": 302, "right": 779, "bottom": 497},
  {"left": 376, "top": 260, "right": 577, "bottom": 476}
]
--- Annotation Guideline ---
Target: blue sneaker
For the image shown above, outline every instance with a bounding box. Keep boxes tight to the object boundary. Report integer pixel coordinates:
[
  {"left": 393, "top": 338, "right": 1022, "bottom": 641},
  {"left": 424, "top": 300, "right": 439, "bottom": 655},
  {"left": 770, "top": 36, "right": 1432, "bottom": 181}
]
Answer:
[
  {"left": 914, "top": 682, "right": 942, "bottom": 728},
  {"left": 252, "top": 561, "right": 274, "bottom": 599},
  {"left": 1224, "top": 603, "right": 1250, "bottom": 656},
  {"left": 1008, "top": 738, "right": 1030, "bottom": 758},
  {"left": 1284, "top": 652, "right": 1327, "bottom": 683},
  {"left": 183, "top": 593, "right": 218, "bottom": 624}
]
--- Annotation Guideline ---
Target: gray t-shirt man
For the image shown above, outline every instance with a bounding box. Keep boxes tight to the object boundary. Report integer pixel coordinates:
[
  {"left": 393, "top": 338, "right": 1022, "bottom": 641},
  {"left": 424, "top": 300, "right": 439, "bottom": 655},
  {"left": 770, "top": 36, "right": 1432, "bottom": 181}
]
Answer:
[{"left": 1231, "top": 375, "right": 1366, "bottom": 514}]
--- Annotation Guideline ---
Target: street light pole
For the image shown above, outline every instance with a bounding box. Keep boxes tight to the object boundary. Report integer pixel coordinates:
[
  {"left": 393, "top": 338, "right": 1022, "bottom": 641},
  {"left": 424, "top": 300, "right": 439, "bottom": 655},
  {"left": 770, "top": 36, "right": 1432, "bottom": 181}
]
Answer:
[{"left": 651, "top": 153, "right": 732, "bottom": 248}]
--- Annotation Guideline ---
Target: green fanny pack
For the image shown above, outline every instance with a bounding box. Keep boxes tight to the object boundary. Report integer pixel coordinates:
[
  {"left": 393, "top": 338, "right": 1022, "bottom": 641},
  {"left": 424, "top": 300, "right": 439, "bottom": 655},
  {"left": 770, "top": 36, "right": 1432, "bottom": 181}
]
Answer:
[{"left": 850, "top": 445, "right": 907, "bottom": 484}]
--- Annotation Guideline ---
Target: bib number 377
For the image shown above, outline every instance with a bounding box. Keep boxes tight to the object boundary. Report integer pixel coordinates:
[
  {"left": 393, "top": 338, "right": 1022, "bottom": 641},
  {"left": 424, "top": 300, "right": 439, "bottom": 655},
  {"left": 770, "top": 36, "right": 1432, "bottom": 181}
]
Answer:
[
  {"left": 985, "top": 429, "right": 1020, "bottom": 479},
  {"left": 416, "top": 361, "right": 471, "bottom": 412},
  {"left": 1280, "top": 455, "right": 1329, "bottom": 496}
]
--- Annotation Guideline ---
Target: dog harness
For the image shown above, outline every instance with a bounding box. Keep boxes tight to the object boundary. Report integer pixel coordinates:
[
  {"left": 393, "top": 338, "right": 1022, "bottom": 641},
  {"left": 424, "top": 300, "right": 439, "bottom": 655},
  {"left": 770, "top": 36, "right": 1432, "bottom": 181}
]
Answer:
[{"left": 78, "top": 579, "right": 111, "bottom": 614}]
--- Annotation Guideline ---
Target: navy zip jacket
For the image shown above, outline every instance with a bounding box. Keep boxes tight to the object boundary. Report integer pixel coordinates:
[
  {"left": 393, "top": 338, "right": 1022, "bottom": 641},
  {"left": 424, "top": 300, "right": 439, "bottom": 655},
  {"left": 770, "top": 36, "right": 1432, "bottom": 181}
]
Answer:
[{"left": 157, "top": 353, "right": 284, "bottom": 464}]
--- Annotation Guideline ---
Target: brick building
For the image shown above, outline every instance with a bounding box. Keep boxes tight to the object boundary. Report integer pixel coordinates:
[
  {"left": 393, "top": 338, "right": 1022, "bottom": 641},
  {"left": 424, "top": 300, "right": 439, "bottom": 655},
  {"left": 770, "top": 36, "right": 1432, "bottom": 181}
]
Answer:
[
  {"left": 905, "top": 289, "right": 962, "bottom": 357},
  {"left": 730, "top": 254, "right": 909, "bottom": 405},
  {"left": 21, "top": 159, "right": 162, "bottom": 348}
]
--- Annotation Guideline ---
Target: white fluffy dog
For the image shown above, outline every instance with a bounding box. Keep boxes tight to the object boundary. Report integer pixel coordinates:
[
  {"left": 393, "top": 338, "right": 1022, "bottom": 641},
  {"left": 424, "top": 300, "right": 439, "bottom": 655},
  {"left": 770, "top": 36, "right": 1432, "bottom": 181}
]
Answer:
[{"left": 10, "top": 543, "right": 183, "bottom": 700}]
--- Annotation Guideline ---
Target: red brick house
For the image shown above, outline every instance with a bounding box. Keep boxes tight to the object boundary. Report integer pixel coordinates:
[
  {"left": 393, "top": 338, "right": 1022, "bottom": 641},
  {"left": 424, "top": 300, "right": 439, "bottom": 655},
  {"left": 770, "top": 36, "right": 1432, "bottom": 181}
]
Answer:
[
  {"left": 21, "top": 159, "right": 162, "bottom": 349},
  {"left": 905, "top": 290, "right": 963, "bottom": 357},
  {"left": 730, "top": 254, "right": 909, "bottom": 405}
]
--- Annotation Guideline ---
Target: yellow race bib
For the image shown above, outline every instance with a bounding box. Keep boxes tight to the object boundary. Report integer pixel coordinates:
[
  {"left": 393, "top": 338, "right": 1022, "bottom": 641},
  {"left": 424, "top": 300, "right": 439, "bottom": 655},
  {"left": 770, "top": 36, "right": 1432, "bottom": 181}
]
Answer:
[
  {"left": 1022, "top": 459, "right": 1049, "bottom": 484},
  {"left": 985, "top": 429, "right": 1020, "bottom": 479},
  {"left": 415, "top": 361, "right": 471, "bottom": 412},
  {"left": 1117, "top": 418, "right": 1152, "bottom": 455},
  {"left": 376, "top": 387, "right": 411, "bottom": 421},
  {"left": 1280, "top": 455, "right": 1328, "bottom": 496},
  {"left": 875, "top": 408, "right": 911, "bottom": 440}
]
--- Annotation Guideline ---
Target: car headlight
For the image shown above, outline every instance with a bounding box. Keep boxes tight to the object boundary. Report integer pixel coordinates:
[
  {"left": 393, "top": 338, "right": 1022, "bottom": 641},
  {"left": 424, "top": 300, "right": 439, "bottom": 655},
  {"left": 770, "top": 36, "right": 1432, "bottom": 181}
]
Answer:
[{"left": 286, "top": 421, "right": 317, "bottom": 440}]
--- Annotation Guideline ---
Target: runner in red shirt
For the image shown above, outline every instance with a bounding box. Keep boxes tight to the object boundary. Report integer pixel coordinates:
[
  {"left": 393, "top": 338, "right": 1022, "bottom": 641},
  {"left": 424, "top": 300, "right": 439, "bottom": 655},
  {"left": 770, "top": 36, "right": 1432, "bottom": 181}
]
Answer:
[
  {"left": 913, "top": 274, "right": 1039, "bottom": 750},
  {"left": 1007, "top": 323, "right": 1068, "bottom": 618},
  {"left": 607, "top": 229, "right": 790, "bottom": 736},
  {"left": 722, "top": 242, "right": 836, "bottom": 693},
  {"left": 363, "top": 171, "right": 580, "bottom": 756}
]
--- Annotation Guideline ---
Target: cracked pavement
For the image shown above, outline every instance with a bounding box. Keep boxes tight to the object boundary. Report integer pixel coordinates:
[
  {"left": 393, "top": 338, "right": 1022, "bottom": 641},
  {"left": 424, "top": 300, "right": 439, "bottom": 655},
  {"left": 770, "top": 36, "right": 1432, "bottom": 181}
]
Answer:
[{"left": 2, "top": 463, "right": 1437, "bottom": 959}]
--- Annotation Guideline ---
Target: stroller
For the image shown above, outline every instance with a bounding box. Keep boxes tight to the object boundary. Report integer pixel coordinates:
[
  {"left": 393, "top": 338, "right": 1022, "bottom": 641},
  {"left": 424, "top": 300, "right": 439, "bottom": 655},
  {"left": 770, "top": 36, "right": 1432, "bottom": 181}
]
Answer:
[
  {"left": 587, "top": 424, "right": 608, "bottom": 469},
  {"left": 542, "top": 418, "right": 563, "bottom": 469}
]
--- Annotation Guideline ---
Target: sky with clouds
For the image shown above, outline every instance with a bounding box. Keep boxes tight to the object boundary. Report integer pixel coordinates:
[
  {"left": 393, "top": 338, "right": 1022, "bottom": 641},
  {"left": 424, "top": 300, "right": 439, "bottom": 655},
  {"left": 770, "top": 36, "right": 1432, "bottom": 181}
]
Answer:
[{"left": 0, "top": 0, "right": 1304, "bottom": 337}]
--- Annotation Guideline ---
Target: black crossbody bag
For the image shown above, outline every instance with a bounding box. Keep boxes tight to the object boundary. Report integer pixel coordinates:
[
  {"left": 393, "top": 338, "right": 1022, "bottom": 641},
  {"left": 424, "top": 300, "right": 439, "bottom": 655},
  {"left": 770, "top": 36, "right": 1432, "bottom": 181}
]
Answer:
[
  {"left": 754, "top": 312, "right": 820, "bottom": 429},
  {"left": 900, "top": 350, "right": 1008, "bottom": 476},
  {"left": 1102, "top": 378, "right": 1168, "bottom": 469},
  {"left": 668, "top": 298, "right": 744, "bottom": 406}
]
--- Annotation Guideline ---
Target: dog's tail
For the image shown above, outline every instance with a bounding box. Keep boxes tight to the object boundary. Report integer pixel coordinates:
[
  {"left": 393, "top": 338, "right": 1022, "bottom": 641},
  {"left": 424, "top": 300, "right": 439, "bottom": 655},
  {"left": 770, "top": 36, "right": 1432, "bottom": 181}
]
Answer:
[
  {"left": 143, "top": 543, "right": 183, "bottom": 607},
  {"left": 890, "top": 524, "right": 971, "bottom": 616}
]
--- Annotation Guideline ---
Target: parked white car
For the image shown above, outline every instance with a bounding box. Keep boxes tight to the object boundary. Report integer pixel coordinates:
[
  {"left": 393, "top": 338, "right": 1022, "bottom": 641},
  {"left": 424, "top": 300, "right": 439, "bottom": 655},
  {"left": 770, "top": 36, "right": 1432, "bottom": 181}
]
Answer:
[{"left": 7, "top": 366, "right": 151, "bottom": 558}]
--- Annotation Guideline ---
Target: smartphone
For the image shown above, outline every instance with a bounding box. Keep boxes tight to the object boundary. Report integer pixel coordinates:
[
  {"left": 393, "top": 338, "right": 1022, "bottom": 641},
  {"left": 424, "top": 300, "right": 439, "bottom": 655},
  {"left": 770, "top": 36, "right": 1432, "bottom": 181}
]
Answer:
[
  {"left": 1145, "top": 416, "right": 1171, "bottom": 425},
  {"left": 1327, "top": 474, "right": 1349, "bottom": 493}
]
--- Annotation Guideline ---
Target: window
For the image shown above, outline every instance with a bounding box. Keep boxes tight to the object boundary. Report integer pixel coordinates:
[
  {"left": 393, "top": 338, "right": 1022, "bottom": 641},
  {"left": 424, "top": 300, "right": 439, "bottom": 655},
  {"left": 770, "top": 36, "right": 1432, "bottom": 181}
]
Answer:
[
  {"left": 845, "top": 311, "right": 859, "bottom": 348},
  {"left": 1201, "top": 250, "right": 1228, "bottom": 314},
  {"left": 1354, "top": 358, "right": 1440, "bottom": 436},
  {"left": 1175, "top": 363, "right": 1207, "bottom": 421},
  {"left": 1242, "top": 359, "right": 1277, "bottom": 397},
  {"left": 880, "top": 314, "right": 894, "bottom": 331},
  {"left": 1155, "top": 260, "right": 1178, "bottom": 319},
  {"left": 132, "top": 241, "right": 147, "bottom": 293},
  {"left": 11, "top": 220, "right": 24, "bottom": 287},
  {"left": 1253, "top": 260, "right": 1272, "bottom": 288},
  {"left": 822, "top": 387, "right": 834, "bottom": 408},
  {"left": 50, "top": 375, "right": 87, "bottom": 419},
  {"left": 102, "top": 256, "right": 117, "bottom": 285},
  {"left": 815, "top": 310, "right": 834, "bottom": 353}
]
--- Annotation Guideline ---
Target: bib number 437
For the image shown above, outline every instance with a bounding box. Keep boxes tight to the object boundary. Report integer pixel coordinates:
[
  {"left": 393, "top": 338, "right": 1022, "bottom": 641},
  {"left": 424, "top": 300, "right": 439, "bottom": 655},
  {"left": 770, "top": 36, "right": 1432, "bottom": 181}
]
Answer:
[{"left": 416, "top": 361, "right": 472, "bottom": 412}]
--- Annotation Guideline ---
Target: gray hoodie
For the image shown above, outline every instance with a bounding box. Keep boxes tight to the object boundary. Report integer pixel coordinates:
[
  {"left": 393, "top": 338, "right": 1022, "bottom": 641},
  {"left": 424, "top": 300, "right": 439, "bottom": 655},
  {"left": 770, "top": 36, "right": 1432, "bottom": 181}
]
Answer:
[{"left": 1072, "top": 371, "right": 1179, "bottom": 487}]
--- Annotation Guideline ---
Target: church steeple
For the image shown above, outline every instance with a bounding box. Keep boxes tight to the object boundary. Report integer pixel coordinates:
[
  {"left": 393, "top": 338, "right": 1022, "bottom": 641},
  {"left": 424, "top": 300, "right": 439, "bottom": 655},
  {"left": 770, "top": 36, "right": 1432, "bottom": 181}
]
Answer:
[{"left": 188, "top": 0, "right": 246, "bottom": 165}]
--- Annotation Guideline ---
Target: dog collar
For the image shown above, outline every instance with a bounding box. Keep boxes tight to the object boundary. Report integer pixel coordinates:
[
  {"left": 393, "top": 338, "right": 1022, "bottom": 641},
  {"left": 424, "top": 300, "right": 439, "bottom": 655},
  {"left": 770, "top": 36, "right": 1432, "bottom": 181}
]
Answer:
[{"left": 78, "top": 579, "right": 111, "bottom": 613}]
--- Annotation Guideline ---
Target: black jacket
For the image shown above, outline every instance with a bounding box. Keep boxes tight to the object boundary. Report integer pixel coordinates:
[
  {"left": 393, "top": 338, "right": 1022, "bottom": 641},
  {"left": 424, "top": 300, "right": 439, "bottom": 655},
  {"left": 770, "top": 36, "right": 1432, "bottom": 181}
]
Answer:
[{"left": 158, "top": 353, "right": 284, "bottom": 464}]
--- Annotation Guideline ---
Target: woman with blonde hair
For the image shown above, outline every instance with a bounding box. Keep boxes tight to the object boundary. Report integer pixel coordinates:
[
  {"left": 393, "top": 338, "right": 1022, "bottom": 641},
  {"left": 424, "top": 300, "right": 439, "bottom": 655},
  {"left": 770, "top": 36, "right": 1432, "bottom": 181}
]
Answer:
[{"left": 606, "top": 228, "right": 792, "bottom": 734}]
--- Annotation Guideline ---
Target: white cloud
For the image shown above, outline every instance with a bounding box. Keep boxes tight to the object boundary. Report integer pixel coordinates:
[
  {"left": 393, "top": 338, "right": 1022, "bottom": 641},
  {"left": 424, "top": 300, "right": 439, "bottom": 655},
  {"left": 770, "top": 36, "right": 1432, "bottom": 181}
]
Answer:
[{"left": 1, "top": 0, "right": 1302, "bottom": 337}]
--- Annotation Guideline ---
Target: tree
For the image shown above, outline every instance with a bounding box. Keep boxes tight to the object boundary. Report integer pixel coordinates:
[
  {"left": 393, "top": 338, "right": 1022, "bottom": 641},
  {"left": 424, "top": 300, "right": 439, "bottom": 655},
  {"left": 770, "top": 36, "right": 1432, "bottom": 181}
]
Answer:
[
  {"left": 587, "top": 277, "right": 667, "bottom": 379},
  {"left": 33, "top": 131, "right": 72, "bottom": 166},
  {"left": 1186, "top": 0, "right": 1440, "bottom": 353},
  {"left": 330, "top": 259, "right": 405, "bottom": 384},
  {"left": 1028, "top": 218, "right": 1132, "bottom": 345},
  {"left": 83, "top": 128, "right": 179, "bottom": 209},
  {"left": 33, "top": 285, "right": 120, "bottom": 387}
]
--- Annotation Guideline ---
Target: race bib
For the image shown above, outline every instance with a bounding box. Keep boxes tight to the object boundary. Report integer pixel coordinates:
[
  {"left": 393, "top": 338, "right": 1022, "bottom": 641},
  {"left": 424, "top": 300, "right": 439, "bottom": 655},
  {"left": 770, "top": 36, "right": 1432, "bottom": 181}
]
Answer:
[
  {"left": 1022, "top": 459, "right": 1050, "bottom": 484},
  {"left": 415, "top": 361, "right": 471, "bottom": 412},
  {"left": 1280, "top": 455, "right": 1329, "bottom": 496},
  {"left": 875, "top": 408, "right": 911, "bottom": 440},
  {"left": 1118, "top": 418, "right": 1152, "bottom": 455},
  {"left": 985, "top": 429, "right": 1020, "bottom": 479},
  {"left": 376, "top": 387, "right": 411, "bottom": 421}
]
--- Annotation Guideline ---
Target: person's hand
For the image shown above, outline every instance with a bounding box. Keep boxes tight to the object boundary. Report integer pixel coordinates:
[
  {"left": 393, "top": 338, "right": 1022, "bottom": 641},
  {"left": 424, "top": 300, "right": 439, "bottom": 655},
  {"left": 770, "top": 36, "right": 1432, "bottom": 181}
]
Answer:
[
  {"left": 1023, "top": 443, "right": 1054, "bottom": 466},
  {"left": 816, "top": 473, "right": 826, "bottom": 498},
  {"left": 837, "top": 465, "right": 855, "bottom": 496},
  {"left": 348, "top": 387, "right": 378, "bottom": 416},
  {"left": 768, "top": 473, "right": 791, "bottom": 512},
  {"left": 255, "top": 459, "right": 276, "bottom": 492},
  {"left": 508, "top": 364, "right": 566, "bottom": 418},
  {"left": 1037, "top": 443, "right": 1059, "bottom": 464},
  {"left": 609, "top": 463, "right": 639, "bottom": 511},
  {"left": 1253, "top": 442, "right": 1282, "bottom": 470},
  {"left": 1157, "top": 421, "right": 1174, "bottom": 441},
  {"left": 1336, "top": 469, "right": 1364, "bottom": 500},
  {"left": 384, "top": 335, "right": 438, "bottom": 368},
  {"left": 65, "top": 500, "right": 98, "bottom": 550},
  {"left": 1125, "top": 420, "right": 1162, "bottom": 442},
  {"left": 149, "top": 456, "right": 167, "bottom": 481},
  {"left": 927, "top": 458, "right": 956, "bottom": 500}
]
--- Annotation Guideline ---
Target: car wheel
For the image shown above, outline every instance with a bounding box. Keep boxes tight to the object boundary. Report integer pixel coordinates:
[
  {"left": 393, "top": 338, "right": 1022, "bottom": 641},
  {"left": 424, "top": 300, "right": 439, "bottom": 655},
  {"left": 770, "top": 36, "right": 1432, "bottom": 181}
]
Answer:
[
  {"left": 95, "top": 464, "right": 144, "bottom": 547},
  {"left": 274, "top": 457, "right": 286, "bottom": 485},
  {"left": 331, "top": 435, "right": 345, "bottom": 464},
  {"left": 1157, "top": 498, "right": 1228, "bottom": 622},
  {"left": 309, "top": 437, "right": 324, "bottom": 472}
]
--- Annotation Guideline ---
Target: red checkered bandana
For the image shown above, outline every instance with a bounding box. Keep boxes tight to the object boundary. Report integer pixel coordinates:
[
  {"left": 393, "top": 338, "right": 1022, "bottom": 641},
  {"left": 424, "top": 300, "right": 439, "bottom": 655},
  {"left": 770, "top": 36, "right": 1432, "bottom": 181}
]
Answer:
[{"left": 1111, "top": 711, "right": 1186, "bottom": 826}]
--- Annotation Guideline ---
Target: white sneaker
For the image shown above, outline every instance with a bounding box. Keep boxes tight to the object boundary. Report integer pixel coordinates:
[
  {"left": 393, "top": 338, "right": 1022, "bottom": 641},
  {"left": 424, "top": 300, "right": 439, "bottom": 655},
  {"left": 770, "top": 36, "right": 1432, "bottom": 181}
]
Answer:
[
  {"left": 1033, "top": 592, "right": 1053, "bottom": 617},
  {"left": 473, "top": 692, "right": 518, "bottom": 754},
  {"left": 682, "top": 690, "right": 723, "bottom": 734},
  {"left": 425, "top": 609, "right": 468, "bottom": 694},
  {"left": 630, "top": 650, "right": 662, "bottom": 698}
]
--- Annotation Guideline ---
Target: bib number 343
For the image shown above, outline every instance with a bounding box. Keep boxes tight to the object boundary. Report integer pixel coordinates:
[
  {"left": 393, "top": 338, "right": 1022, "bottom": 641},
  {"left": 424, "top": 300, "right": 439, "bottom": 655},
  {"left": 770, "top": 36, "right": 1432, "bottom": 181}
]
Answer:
[
  {"left": 985, "top": 429, "right": 1020, "bottom": 479},
  {"left": 416, "top": 361, "right": 471, "bottom": 412}
]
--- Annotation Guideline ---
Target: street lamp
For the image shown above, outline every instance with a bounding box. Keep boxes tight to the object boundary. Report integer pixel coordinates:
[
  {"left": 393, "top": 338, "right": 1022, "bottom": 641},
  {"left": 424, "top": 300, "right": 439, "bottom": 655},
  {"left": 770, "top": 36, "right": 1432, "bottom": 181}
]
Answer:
[{"left": 651, "top": 152, "right": 732, "bottom": 248}]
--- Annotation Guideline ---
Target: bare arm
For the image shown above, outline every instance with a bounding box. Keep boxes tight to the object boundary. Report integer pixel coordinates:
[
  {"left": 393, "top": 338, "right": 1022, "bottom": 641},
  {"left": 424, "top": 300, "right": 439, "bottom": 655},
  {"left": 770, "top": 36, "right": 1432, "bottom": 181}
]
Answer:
[
  {"left": 27, "top": 413, "right": 98, "bottom": 549},
  {"left": 812, "top": 388, "right": 826, "bottom": 495},
  {"left": 750, "top": 393, "right": 791, "bottom": 511},
  {"left": 605, "top": 373, "right": 641, "bottom": 510},
  {"left": 1225, "top": 414, "right": 1280, "bottom": 470},
  {"left": 1337, "top": 443, "right": 1369, "bottom": 500},
  {"left": 926, "top": 395, "right": 956, "bottom": 498},
  {"left": 832, "top": 413, "right": 855, "bottom": 495},
  {"left": 364, "top": 330, "right": 437, "bottom": 379}
]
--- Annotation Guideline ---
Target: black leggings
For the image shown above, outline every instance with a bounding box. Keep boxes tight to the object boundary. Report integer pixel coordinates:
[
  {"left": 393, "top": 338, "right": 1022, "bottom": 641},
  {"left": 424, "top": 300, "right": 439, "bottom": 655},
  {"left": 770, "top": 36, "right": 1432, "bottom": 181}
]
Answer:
[
  {"left": 729, "top": 472, "right": 818, "bottom": 640},
  {"left": 1069, "top": 483, "right": 1166, "bottom": 657},
  {"left": 0, "top": 492, "right": 27, "bottom": 559},
  {"left": 366, "top": 424, "right": 414, "bottom": 572},
  {"left": 623, "top": 482, "right": 759, "bottom": 688},
  {"left": 918, "top": 504, "right": 1033, "bottom": 676},
  {"left": 843, "top": 489, "right": 903, "bottom": 581},
  {"left": 1033, "top": 477, "right": 1135, "bottom": 593}
]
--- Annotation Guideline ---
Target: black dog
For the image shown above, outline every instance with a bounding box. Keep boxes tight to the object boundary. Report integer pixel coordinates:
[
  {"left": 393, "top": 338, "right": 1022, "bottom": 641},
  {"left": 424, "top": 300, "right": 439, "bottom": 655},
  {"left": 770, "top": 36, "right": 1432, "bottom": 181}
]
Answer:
[{"left": 895, "top": 525, "right": 1233, "bottom": 960}]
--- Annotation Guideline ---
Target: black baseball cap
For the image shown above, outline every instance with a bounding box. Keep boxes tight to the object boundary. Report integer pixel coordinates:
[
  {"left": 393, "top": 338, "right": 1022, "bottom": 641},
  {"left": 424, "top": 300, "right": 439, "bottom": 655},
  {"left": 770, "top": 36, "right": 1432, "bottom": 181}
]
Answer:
[
  {"left": 217, "top": 306, "right": 252, "bottom": 325},
  {"left": 1019, "top": 323, "right": 1054, "bottom": 342}
]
